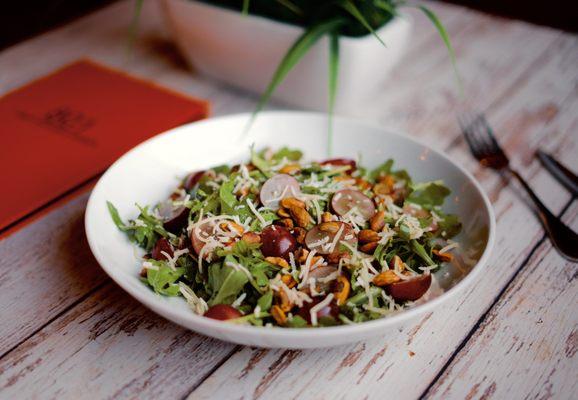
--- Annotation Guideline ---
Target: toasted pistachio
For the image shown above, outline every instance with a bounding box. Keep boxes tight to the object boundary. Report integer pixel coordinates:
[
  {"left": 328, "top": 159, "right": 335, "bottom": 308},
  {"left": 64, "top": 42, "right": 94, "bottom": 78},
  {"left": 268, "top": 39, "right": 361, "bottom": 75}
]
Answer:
[
  {"left": 271, "top": 305, "right": 287, "bottom": 325},
  {"left": 358, "top": 229, "right": 380, "bottom": 243},
  {"left": 333, "top": 275, "right": 351, "bottom": 305},
  {"left": 288, "top": 205, "right": 312, "bottom": 228},
  {"left": 318, "top": 221, "right": 341, "bottom": 234},
  {"left": 359, "top": 241, "right": 378, "bottom": 253},
  {"left": 293, "top": 227, "right": 307, "bottom": 244},
  {"left": 265, "top": 256, "right": 290, "bottom": 269},
  {"left": 433, "top": 249, "right": 453, "bottom": 262},
  {"left": 241, "top": 231, "right": 261, "bottom": 244},
  {"left": 277, "top": 218, "right": 294, "bottom": 229},
  {"left": 321, "top": 212, "right": 334, "bottom": 223},
  {"left": 281, "top": 274, "right": 297, "bottom": 288},
  {"left": 369, "top": 210, "right": 386, "bottom": 232},
  {"left": 220, "top": 221, "right": 245, "bottom": 235},
  {"left": 280, "top": 197, "right": 306, "bottom": 209},
  {"left": 277, "top": 208, "right": 291, "bottom": 218},
  {"left": 373, "top": 270, "right": 401, "bottom": 286},
  {"left": 279, "top": 164, "right": 301, "bottom": 175}
]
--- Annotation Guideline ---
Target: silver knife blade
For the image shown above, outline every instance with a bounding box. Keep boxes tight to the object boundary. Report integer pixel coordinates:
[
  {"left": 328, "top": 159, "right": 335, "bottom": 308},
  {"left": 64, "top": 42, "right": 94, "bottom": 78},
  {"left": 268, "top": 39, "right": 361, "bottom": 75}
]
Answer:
[{"left": 537, "top": 150, "right": 578, "bottom": 196}]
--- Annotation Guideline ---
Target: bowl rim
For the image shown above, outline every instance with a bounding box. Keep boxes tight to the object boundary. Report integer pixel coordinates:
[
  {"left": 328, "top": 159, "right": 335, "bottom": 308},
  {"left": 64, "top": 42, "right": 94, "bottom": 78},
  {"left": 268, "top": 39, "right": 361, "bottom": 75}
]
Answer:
[{"left": 85, "top": 110, "right": 496, "bottom": 342}]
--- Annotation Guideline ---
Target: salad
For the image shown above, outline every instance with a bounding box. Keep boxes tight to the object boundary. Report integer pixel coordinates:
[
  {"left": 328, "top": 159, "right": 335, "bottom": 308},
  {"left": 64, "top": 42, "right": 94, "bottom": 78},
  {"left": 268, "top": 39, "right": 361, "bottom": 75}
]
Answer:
[{"left": 108, "top": 147, "right": 461, "bottom": 328}]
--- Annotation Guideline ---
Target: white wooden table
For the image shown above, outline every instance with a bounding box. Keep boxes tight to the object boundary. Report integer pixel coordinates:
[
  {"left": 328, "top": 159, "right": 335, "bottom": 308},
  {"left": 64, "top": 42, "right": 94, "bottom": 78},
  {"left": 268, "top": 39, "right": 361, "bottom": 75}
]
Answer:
[{"left": 1, "top": 1, "right": 577, "bottom": 399}]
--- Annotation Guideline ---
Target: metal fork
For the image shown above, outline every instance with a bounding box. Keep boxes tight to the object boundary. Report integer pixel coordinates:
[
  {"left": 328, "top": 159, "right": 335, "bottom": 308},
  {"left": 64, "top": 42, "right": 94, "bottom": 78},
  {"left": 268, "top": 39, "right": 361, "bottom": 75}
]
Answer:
[{"left": 459, "top": 113, "right": 578, "bottom": 262}]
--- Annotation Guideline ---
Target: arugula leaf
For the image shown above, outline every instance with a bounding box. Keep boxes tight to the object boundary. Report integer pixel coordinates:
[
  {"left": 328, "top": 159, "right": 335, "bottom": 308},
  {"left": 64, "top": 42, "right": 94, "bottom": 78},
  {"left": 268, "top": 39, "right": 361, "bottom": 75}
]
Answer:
[
  {"left": 407, "top": 181, "right": 451, "bottom": 209},
  {"left": 437, "top": 212, "right": 462, "bottom": 238},
  {"left": 257, "top": 290, "right": 273, "bottom": 312},
  {"left": 107, "top": 201, "right": 128, "bottom": 230},
  {"left": 271, "top": 147, "right": 303, "bottom": 162},
  {"left": 286, "top": 315, "right": 308, "bottom": 328},
  {"left": 369, "top": 159, "right": 393, "bottom": 181},
  {"left": 251, "top": 147, "right": 273, "bottom": 178},
  {"left": 107, "top": 201, "right": 173, "bottom": 251},
  {"left": 145, "top": 260, "right": 185, "bottom": 296},
  {"left": 219, "top": 177, "right": 239, "bottom": 214},
  {"left": 410, "top": 239, "right": 436, "bottom": 267},
  {"left": 208, "top": 260, "right": 249, "bottom": 306}
]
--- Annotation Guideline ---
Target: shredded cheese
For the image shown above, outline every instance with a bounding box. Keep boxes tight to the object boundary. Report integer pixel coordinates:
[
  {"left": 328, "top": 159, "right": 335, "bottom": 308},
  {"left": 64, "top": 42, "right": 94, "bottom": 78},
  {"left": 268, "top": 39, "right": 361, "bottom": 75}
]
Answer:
[{"left": 310, "top": 294, "right": 334, "bottom": 326}]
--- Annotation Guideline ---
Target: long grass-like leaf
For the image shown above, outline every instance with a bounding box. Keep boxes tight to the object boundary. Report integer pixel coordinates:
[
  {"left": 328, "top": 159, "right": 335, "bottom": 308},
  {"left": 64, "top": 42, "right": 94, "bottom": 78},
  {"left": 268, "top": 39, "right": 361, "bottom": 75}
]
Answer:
[
  {"left": 244, "top": 18, "right": 345, "bottom": 134},
  {"left": 126, "top": 0, "right": 144, "bottom": 56},
  {"left": 373, "top": 0, "right": 401, "bottom": 16},
  {"left": 242, "top": 0, "right": 250, "bottom": 15},
  {"left": 327, "top": 32, "right": 340, "bottom": 157},
  {"left": 414, "top": 5, "right": 463, "bottom": 94},
  {"left": 275, "top": 0, "right": 303, "bottom": 15},
  {"left": 341, "top": 0, "right": 386, "bottom": 47}
]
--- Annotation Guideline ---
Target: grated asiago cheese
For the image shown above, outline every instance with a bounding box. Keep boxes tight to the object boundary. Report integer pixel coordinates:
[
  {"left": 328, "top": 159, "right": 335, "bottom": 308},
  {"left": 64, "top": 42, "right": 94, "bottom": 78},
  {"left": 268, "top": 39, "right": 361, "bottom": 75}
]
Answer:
[
  {"left": 231, "top": 292, "right": 247, "bottom": 308},
  {"left": 326, "top": 223, "right": 345, "bottom": 254},
  {"left": 310, "top": 293, "right": 334, "bottom": 326},
  {"left": 378, "top": 225, "right": 396, "bottom": 245},
  {"left": 179, "top": 282, "right": 208, "bottom": 315},
  {"left": 246, "top": 198, "right": 269, "bottom": 227},
  {"left": 309, "top": 235, "right": 330, "bottom": 249},
  {"left": 298, "top": 249, "right": 317, "bottom": 288},
  {"left": 142, "top": 261, "right": 159, "bottom": 271},
  {"left": 439, "top": 241, "right": 460, "bottom": 254}
]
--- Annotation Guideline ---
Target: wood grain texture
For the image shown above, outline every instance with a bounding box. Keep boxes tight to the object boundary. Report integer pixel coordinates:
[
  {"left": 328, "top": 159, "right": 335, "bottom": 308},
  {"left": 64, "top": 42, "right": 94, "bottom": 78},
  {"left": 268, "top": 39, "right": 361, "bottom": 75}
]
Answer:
[
  {"left": 426, "top": 203, "right": 578, "bottom": 400},
  {"left": 0, "top": 284, "right": 237, "bottom": 399},
  {"left": 0, "top": 193, "right": 108, "bottom": 355},
  {"left": 0, "top": 0, "right": 577, "bottom": 399}
]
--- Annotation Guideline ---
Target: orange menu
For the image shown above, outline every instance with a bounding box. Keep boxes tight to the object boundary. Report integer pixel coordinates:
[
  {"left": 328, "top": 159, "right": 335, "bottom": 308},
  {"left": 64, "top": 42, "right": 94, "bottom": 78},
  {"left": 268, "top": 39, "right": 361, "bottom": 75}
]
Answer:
[{"left": 0, "top": 59, "right": 209, "bottom": 231}]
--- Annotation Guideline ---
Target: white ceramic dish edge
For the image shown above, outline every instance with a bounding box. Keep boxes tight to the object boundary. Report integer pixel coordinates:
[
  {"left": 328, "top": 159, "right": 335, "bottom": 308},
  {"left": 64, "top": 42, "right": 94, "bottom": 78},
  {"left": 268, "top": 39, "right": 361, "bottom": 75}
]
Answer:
[{"left": 85, "top": 111, "right": 496, "bottom": 348}]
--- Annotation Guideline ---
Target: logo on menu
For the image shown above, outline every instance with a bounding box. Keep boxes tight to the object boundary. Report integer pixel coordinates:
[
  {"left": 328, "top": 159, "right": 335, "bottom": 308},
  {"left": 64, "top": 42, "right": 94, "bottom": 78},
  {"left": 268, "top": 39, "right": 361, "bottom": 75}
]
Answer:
[{"left": 17, "top": 106, "right": 97, "bottom": 147}]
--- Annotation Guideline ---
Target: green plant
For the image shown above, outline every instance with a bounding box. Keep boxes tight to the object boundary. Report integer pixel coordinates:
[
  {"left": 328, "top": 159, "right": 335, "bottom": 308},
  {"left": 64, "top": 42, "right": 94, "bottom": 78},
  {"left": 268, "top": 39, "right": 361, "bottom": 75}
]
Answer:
[{"left": 130, "top": 0, "right": 459, "bottom": 154}]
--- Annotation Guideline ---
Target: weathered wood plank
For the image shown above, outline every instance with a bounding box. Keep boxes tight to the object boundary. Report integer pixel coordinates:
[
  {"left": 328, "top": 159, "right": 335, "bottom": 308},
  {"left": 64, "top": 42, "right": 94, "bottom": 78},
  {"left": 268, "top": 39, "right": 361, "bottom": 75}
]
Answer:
[
  {"left": 0, "top": 193, "right": 108, "bottom": 355},
  {"left": 426, "top": 203, "right": 578, "bottom": 400},
  {"left": 186, "top": 35, "right": 578, "bottom": 400},
  {"left": 0, "top": 284, "right": 237, "bottom": 399}
]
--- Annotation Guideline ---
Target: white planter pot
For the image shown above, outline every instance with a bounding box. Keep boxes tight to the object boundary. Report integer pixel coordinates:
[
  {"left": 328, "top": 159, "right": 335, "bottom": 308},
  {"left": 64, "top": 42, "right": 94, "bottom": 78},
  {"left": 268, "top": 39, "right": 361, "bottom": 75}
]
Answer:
[{"left": 160, "top": 0, "right": 412, "bottom": 113}]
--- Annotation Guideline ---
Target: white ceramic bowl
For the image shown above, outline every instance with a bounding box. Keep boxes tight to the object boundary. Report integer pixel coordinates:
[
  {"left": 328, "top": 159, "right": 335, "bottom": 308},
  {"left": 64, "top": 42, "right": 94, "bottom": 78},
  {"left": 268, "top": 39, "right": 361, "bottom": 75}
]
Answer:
[
  {"left": 85, "top": 111, "right": 495, "bottom": 348},
  {"left": 160, "top": 0, "right": 412, "bottom": 113}
]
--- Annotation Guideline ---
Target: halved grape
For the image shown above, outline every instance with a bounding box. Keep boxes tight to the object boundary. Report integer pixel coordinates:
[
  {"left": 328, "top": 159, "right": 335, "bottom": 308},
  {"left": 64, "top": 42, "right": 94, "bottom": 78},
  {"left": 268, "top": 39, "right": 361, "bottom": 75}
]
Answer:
[
  {"left": 308, "top": 265, "right": 338, "bottom": 293},
  {"left": 386, "top": 274, "right": 432, "bottom": 302},
  {"left": 190, "top": 219, "right": 216, "bottom": 256},
  {"left": 297, "top": 296, "right": 339, "bottom": 324},
  {"left": 320, "top": 158, "right": 356, "bottom": 174},
  {"left": 259, "top": 174, "right": 300, "bottom": 210},
  {"left": 184, "top": 170, "right": 205, "bottom": 191},
  {"left": 151, "top": 237, "right": 173, "bottom": 261},
  {"left": 331, "top": 189, "right": 376, "bottom": 220},
  {"left": 261, "top": 225, "right": 297, "bottom": 260},
  {"left": 204, "top": 304, "right": 242, "bottom": 320},
  {"left": 305, "top": 222, "right": 357, "bottom": 255},
  {"left": 157, "top": 201, "right": 189, "bottom": 234}
]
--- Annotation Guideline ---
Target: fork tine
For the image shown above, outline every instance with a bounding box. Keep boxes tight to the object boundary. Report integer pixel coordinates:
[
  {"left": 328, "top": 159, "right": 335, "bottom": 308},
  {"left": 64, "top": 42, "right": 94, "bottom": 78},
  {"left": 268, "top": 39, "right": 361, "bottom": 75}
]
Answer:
[
  {"left": 459, "top": 112, "right": 486, "bottom": 160},
  {"left": 472, "top": 114, "right": 497, "bottom": 157},
  {"left": 478, "top": 114, "right": 505, "bottom": 154}
]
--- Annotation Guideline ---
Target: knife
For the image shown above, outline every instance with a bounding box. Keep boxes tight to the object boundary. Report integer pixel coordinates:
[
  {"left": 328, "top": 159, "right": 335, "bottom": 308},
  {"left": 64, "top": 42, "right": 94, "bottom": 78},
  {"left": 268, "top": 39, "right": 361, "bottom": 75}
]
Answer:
[{"left": 536, "top": 150, "right": 578, "bottom": 197}]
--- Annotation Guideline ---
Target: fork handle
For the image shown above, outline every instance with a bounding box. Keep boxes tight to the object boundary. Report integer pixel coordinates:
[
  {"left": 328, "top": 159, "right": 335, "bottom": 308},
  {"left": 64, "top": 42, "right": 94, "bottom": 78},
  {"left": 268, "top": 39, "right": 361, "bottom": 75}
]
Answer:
[{"left": 510, "top": 169, "right": 578, "bottom": 262}]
